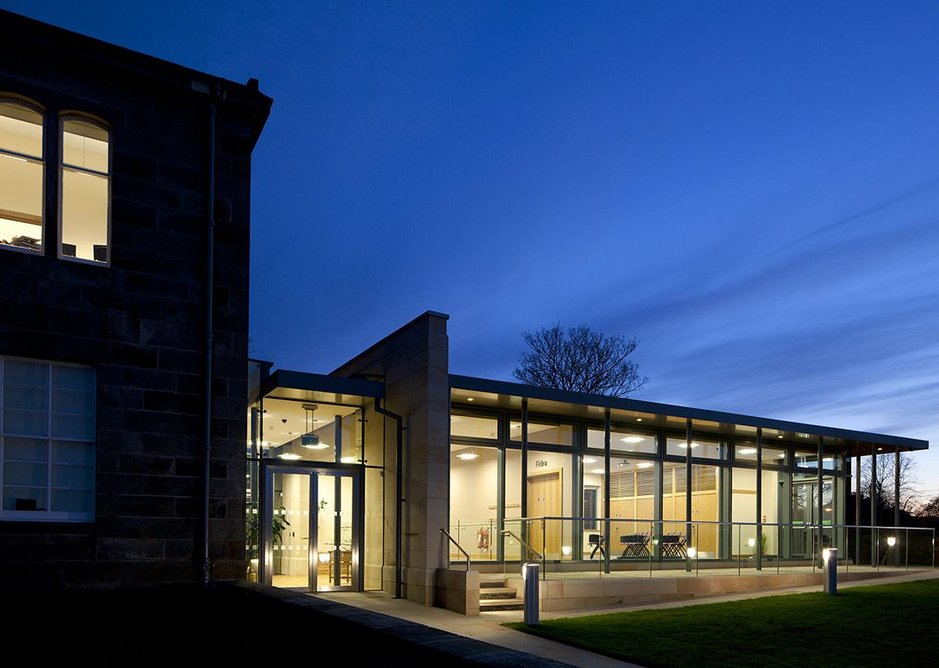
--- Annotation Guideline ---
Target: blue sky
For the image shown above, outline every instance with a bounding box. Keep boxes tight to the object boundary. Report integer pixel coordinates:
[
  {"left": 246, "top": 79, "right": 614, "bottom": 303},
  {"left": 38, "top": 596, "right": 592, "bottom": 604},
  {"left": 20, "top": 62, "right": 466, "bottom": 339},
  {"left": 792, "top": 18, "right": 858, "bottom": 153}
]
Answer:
[{"left": 7, "top": 1, "right": 939, "bottom": 498}]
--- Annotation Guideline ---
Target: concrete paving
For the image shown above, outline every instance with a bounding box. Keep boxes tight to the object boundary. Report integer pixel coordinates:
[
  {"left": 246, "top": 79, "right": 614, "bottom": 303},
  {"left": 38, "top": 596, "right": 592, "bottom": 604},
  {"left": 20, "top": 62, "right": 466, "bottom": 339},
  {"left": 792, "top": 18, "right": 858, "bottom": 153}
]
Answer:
[{"left": 252, "top": 568, "right": 939, "bottom": 668}]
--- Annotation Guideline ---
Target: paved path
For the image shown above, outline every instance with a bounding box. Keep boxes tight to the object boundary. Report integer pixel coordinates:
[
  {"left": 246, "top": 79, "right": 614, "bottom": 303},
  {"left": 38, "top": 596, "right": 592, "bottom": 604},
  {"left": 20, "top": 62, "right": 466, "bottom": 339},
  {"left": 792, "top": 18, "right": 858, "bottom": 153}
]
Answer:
[{"left": 250, "top": 568, "right": 939, "bottom": 668}]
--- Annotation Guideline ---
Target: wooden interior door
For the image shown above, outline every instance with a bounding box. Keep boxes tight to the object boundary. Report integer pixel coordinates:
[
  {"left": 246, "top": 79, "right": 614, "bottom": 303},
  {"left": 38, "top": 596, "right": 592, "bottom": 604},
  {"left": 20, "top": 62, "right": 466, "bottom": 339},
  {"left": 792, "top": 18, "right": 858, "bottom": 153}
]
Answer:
[{"left": 527, "top": 470, "right": 562, "bottom": 557}]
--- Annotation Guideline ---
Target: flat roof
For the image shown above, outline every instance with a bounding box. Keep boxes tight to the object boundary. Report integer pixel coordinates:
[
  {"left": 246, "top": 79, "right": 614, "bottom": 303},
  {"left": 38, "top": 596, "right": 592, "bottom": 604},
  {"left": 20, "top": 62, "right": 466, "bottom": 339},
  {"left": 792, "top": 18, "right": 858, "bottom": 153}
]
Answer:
[
  {"left": 449, "top": 374, "right": 929, "bottom": 454},
  {"left": 261, "top": 369, "right": 384, "bottom": 407}
]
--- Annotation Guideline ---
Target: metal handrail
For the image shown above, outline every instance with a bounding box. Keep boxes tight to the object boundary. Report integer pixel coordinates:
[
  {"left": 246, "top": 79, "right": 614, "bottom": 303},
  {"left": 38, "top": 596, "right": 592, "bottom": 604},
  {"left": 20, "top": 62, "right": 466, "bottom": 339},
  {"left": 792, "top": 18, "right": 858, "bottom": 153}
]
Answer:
[
  {"left": 500, "top": 529, "right": 544, "bottom": 562},
  {"left": 502, "top": 517, "right": 935, "bottom": 574},
  {"left": 500, "top": 528, "right": 546, "bottom": 581},
  {"left": 440, "top": 528, "right": 470, "bottom": 571}
]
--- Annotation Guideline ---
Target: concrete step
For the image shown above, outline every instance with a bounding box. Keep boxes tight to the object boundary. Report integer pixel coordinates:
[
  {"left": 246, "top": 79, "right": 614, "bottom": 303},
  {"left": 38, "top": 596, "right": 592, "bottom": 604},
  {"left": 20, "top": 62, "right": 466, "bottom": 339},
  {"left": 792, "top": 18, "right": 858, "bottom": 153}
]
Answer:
[
  {"left": 480, "top": 579, "right": 509, "bottom": 589},
  {"left": 480, "top": 586, "right": 519, "bottom": 600},
  {"left": 480, "top": 597, "right": 526, "bottom": 612}
]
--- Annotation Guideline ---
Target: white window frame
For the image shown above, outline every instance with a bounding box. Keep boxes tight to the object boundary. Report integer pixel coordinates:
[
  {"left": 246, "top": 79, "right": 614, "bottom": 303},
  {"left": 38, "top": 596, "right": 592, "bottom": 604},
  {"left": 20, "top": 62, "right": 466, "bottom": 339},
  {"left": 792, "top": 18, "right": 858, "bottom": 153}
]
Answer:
[{"left": 0, "top": 356, "right": 96, "bottom": 522}]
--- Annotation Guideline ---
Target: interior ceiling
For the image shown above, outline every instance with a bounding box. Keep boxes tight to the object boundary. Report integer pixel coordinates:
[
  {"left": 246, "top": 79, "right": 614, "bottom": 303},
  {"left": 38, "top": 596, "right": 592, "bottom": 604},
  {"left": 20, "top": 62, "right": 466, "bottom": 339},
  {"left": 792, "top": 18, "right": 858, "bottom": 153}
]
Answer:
[{"left": 257, "top": 398, "right": 358, "bottom": 448}]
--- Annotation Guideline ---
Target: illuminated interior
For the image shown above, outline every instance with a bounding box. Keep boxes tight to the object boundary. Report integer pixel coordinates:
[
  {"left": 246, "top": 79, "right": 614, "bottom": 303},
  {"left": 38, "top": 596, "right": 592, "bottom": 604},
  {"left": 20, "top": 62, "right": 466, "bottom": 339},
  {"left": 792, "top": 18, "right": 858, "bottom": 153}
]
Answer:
[
  {"left": 0, "top": 100, "right": 43, "bottom": 253},
  {"left": 60, "top": 118, "right": 109, "bottom": 263}
]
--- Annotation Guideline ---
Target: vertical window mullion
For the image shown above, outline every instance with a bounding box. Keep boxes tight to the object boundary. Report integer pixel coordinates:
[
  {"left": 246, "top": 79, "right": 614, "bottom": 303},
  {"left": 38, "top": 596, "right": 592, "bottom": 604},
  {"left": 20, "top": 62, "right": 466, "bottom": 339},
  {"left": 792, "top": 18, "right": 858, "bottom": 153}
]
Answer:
[{"left": 47, "top": 361, "right": 53, "bottom": 512}]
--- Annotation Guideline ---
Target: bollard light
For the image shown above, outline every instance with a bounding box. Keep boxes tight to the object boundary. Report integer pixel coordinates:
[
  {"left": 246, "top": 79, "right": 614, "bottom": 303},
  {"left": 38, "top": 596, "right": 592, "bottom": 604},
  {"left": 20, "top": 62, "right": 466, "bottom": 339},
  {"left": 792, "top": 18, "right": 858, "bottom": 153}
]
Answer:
[
  {"left": 823, "top": 547, "right": 838, "bottom": 594},
  {"left": 887, "top": 536, "right": 897, "bottom": 548},
  {"left": 687, "top": 546, "right": 697, "bottom": 559}
]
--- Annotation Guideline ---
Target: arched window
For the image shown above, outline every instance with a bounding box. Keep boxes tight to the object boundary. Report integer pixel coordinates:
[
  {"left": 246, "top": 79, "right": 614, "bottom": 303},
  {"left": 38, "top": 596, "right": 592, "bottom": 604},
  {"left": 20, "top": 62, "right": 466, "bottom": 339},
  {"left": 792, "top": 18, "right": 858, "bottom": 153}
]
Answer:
[
  {"left": 60, "top": 116, "right": 110, "bottom": 264},
  {"left": 0, "top": 98, "right": 44, "bottom": 253}
]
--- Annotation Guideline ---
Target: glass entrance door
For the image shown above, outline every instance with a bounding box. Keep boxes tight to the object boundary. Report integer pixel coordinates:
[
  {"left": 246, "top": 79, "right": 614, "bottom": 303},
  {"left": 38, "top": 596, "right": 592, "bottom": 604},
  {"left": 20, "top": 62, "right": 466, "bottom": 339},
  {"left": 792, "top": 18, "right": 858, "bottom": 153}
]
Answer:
[
  {"left": 259, "top": 465, "right": 361, "bottom": 591},
  {"left": 791, "top": 477, "right": 833, "bottom": 558},
  {"left": 315, "top": 472, "right": 356, "bottom": 590}
]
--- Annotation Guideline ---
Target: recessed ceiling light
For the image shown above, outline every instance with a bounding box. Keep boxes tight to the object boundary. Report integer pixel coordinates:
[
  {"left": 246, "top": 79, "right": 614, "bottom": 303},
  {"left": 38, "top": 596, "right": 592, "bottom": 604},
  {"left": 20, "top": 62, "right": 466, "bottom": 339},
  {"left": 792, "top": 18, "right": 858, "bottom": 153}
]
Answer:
[
  {"left": 678, "top": 442, "right": 700, "bottom": 448},
  {"left": 739, "top": 448, "right": 757, "bottom": 455},
  {"left": 636, "top": 462, "right": 654, "bottom": 469},
  {"left": 636, "top": 418, "right": 643, "bottom": 422},
  {"left": 457, "top": 452, "right": 479, "bottom": 461},
  {"left": 590, "top": 468, "right": 606, "bottom": 475},
  {"left": 777, "top": 435, "right": 784, "bottom": 439},
  {"left": 302, "top": 442, "right": 330, "bottom": 450},
  {"left": 621, "top": 436, "right": 644, "bottom": 443},
  {"left": 278, "top": 453, "right": 301, "bottom": 460},
  {"left": 583, "top": 457, "right": 597, "bottom": 464},
  {"left": 466, "top": 397, "right": 474, "bottom": 402}
]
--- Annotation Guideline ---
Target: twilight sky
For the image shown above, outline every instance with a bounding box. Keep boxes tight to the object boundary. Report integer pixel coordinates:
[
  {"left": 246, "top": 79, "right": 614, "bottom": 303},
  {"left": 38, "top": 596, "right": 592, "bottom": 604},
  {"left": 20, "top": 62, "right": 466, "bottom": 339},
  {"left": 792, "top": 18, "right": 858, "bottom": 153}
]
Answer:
[{"left": 7, "top": 1, "right": 939, "bottom": 498}]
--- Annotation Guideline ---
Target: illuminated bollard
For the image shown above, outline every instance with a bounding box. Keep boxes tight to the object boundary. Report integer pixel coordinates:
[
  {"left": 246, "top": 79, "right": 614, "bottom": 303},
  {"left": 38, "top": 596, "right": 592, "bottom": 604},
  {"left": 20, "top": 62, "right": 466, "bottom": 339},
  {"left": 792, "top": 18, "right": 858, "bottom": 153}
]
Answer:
[
  {"left": 823, "top": 548, "right": 838, "bottom": 595},
  {"left": 522, "top": 562, "right": 540, "bottom": 625}
]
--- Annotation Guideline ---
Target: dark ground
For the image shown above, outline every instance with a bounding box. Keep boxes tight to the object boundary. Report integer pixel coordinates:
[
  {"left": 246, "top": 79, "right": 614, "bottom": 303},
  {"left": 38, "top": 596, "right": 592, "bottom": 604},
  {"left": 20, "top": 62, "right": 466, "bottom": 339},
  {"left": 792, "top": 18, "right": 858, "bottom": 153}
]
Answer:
[{"left": 0, "top": 582, "right": 558, "bottom": 667}]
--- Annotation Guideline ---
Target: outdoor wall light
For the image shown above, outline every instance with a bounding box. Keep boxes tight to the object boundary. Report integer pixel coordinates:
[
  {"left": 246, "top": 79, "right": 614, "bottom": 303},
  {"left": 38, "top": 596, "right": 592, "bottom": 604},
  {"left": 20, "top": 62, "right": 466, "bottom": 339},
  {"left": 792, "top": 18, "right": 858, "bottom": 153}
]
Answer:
[{"left": 887, "top": 536, "right": 897, "bottom": 548}]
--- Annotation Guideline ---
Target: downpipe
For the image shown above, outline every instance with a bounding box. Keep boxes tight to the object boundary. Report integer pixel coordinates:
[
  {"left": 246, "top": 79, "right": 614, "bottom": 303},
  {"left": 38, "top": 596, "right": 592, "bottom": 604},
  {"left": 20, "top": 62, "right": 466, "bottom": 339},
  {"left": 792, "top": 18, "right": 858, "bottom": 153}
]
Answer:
[{"left": 374, "top": 398, "right": 404, "bottom": 598}]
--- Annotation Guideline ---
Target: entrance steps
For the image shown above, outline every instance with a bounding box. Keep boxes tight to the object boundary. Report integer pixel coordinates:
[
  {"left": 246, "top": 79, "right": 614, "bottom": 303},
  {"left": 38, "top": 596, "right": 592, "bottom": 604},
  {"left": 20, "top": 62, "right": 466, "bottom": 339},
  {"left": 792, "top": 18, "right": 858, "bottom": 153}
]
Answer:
[
  {"left": 476, "top": 567, "right": 923, "bottom": 614},
  {"left": 479, "top": 576, "right": 525, "bottom": 612}
]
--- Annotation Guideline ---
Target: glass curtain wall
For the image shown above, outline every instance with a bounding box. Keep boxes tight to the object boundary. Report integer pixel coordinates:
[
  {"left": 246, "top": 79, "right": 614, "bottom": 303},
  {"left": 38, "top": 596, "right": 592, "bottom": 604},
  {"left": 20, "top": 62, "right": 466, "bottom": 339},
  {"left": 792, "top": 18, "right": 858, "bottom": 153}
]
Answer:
[
  {"left": 447, "top": 405, "right": 849, "bottom": 566},
  {"left": 449, "top": 414, "right": 500, "bottom": 561},
  {"left": 245, "top": 395, "right": 384, "bottom": 589}
]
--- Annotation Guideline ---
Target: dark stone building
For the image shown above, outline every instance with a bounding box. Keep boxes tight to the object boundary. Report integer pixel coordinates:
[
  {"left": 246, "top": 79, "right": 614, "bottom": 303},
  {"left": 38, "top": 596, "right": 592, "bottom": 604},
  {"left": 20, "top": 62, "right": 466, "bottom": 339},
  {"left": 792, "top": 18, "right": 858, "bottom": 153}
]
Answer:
[{"left": 0, "top": 10, "right": 271, "bottom": 585}]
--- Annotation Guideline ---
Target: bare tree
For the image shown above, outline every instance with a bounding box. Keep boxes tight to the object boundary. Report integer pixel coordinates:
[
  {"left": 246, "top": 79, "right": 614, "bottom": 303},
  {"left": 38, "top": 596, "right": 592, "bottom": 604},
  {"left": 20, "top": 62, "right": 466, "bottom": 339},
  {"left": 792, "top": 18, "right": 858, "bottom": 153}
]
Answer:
[
  {"left": 915, "top": 494, "right": 939, "bottom": 519},
  {"left": 860, "top": 453, "right": 921, "bottom": 513},
  {"left": 513, "top": 324, "right": 648, "bottom": 397}
]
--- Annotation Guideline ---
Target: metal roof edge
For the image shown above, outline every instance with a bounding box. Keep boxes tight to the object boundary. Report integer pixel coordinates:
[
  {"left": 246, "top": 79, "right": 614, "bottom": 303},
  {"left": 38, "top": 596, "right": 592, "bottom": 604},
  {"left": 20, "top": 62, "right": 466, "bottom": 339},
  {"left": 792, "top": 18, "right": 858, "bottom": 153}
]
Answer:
[
  {"left": 265, "top": 369, "right": 385, "bottom": 399},
  {"left": 448, "top": 374, "right": 929, "bottom": 451}
]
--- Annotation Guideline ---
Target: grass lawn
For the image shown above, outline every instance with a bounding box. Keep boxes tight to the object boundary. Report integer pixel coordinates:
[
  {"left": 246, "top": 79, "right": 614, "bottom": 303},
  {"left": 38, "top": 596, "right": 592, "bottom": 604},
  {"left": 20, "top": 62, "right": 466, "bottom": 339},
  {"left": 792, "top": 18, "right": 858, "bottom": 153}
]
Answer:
[{"left": 505, "top": 578, "right": 939, "bottom": 667}]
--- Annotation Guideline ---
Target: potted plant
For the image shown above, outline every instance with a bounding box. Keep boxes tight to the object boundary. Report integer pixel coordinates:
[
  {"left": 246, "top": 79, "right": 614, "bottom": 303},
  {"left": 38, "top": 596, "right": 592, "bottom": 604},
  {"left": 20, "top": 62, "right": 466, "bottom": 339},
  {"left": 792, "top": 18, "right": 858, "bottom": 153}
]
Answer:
[{"left": 245, "top": 501, "right": 290, "bottom": 580}]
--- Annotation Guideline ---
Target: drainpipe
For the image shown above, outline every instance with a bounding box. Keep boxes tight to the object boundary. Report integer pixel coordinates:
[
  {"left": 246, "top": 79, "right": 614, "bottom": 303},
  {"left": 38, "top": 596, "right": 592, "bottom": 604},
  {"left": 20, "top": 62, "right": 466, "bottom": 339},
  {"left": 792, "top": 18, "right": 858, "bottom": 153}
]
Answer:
[
  {"left": 201, "top": 90, "right": 218, "bottom": 586},
  {"left": 374, "top": 398, "right": 404, "bottom": 598}
]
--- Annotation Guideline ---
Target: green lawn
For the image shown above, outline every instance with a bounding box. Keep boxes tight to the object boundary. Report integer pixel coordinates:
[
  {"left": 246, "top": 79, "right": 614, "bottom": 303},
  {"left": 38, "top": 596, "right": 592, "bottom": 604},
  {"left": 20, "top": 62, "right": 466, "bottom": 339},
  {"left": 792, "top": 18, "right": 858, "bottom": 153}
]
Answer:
[{"left": 505, "top": 578, "right": 939, "bottom": 668}]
